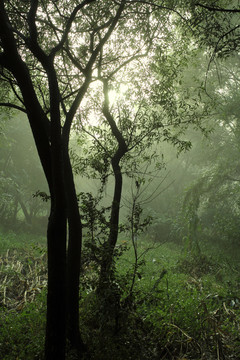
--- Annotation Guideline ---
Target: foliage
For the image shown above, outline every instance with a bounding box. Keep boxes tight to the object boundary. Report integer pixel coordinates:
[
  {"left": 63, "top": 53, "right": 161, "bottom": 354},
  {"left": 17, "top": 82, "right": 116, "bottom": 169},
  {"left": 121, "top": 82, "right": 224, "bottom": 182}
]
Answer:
[
  {"left": 186, "top": 0, "right": 240, "bottom": 60},
  {"left": 79, "top": 238, "right": 240, "bottom": 359}
]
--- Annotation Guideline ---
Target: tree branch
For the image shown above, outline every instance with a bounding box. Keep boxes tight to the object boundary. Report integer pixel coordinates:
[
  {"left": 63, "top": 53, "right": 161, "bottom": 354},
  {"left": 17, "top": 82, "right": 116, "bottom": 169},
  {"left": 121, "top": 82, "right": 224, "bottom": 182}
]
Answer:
[
  {"left": 128, "top": 0, "right": 188, "bottom": 23},
  {"left": 63, "top": 0, "right": 127, "bottom": 142},
  {"left": 64, "top": 41, "right": 85, "bottom": 74},
  {"left": 26, "top": 0, "right": 49, "bottom": 66},
  {"left": 226, "top": 175, "right": 240, "bottom": 182},
  {"left": 108, "top": 51, "right": 148, "bottom": 79},
  {"left": 85, "top": 0, "right": 126, "bottom": 73},
  {"left": 102, "top": 79, "right": 128, "bottom": 154},
  {"left": 195, "top": 3, "right": 240, "bottom": 13},
  {"left": 204, "top": 24, "right": 240, "bottom": 86},
  {"left": 63, "top": 77, "right": 92, "bottom": 143},
  {"left": 28, "top": 0, "right": 39, "bottom": 41},
  {"left": 50, "top": 0, "right": 97, "bottom": 56},
  {"left": 0, "top": 102, "right": 26, "bottom": 113}
]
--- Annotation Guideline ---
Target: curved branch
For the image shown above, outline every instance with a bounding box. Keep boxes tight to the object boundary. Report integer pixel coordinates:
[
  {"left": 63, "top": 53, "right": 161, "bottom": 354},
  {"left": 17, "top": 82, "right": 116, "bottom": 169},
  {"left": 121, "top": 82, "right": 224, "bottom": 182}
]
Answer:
[
  {"left": 102, "top": 79, "right": 128, "bottom": 154},
  {"left": 50, "top": 0, "right": 97, "bottom": 56},
  {"left": 79, "top": 123, "right": 109, "bottom": 155},
  {"left": 0, "top": 102, "right": 26, "bottom": 113},
  {"left": 63, "top": 77, "right": 92, "bottom": 144},
  {"left": 64, "top": 41, "right": 85, "bottom": 73},
  {"left": 195, "top": 3, "right": 240, "bottom": 13},
  {"left": 25, "top": 0, "right": 49, "bottom": 66},
  {"left": 108, "top": 51, "right": 148, "bottom": 79}
]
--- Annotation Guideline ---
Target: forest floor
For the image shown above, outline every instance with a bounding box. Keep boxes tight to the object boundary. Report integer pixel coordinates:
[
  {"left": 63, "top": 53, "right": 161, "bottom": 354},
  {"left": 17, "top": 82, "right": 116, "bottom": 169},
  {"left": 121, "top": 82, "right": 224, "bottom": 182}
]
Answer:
[{"left": 0, "top": 230, "right": 239, "bottom": 360}]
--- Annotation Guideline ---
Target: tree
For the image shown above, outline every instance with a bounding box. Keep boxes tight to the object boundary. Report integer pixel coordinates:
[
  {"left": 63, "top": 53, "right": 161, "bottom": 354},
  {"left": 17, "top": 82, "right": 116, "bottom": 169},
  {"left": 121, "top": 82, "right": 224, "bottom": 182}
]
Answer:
[
  {"left": 182, "top": 56, "right": 240, "bottom": 250},
  {"left": 0, "top": 1, "right": 129, "bottom": 358},
  {"left": 73, "top": 29, "right": 209, "bottom": 293}
]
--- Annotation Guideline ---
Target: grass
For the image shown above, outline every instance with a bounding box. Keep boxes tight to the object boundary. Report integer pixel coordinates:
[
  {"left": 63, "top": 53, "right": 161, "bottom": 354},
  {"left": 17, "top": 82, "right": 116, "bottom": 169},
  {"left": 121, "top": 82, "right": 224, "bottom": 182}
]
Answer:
[
  {"left": 0, "top": 230, "right": 46, "bottom": 255},
  {"left": 0, "top": 230, "right": 239, "bottom": 359},
  {"left": 113, "top": 237, "right": 240, "bottom": 359},
  {"left": 0, "top": 230, "right": 47, "bottom": 360}
]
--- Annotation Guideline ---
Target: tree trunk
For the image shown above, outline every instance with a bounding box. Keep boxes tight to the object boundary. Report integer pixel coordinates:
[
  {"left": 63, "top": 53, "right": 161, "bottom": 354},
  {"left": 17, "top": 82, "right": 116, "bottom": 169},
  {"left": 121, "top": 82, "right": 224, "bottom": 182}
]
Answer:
[
  {"left": 44, "top": 136, "right": 68, "bottom": 359},
  {"left": 12, "top": 198, "right": 19, "bottom": 225},
  {"left": 45, "top": 204, "right": 67, "bottom": 360},
  {"left": 64, "top": 151, "right": 85, "bottom": 355},
  {"left": 99, "top": 79, "right": 128, "bottom": 288},
  {"left": 98, "top": 158, "right": 123, "bottom": 289},
  {"left": 17, "top": 194, "right": 32, "bottom": 224}
]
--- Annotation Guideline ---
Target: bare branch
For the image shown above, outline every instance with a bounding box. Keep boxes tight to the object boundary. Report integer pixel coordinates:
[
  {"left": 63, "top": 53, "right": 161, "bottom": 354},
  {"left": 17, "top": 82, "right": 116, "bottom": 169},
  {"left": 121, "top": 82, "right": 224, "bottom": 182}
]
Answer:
[
  {"left": 108, "top": 51, "right": 148, "bottom": 79},
  {"left": 63, "top": 78, "right": 91, "bottom": 142},
  {"left": 0, "top": 102, "right": 26, "bottom": 113},
  {"left": 195, "top": 3, "right": 240, "bottom": 13}
]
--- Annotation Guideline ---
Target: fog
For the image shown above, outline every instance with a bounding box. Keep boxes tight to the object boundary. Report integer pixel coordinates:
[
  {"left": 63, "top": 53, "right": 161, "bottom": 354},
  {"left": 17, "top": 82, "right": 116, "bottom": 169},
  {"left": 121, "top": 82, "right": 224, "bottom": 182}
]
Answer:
[{"left": 1, "top": 108, "right": 239, "bottom": 260}]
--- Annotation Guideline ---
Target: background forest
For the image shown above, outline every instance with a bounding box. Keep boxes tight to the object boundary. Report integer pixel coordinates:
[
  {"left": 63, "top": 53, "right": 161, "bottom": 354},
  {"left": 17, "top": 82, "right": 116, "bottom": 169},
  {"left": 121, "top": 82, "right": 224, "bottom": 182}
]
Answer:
[{"left": 0, "top": 1, "right": 240, "bottom": 359}]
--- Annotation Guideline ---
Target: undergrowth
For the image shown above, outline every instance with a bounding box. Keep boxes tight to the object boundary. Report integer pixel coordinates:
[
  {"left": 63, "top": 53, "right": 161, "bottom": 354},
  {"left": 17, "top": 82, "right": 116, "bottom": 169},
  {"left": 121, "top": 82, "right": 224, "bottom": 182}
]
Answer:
[{"left": 0, "top": 231, "right": 239, "bottom": 360}]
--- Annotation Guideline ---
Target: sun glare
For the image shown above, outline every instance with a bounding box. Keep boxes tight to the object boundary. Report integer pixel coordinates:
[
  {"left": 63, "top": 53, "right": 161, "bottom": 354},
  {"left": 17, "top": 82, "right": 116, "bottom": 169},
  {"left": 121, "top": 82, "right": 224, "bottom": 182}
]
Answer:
[
  {"left": 108, "top": 83, "right": 129, "bottom": 106},
  {"left": 78, "top": 81, "right": 129, "bottom": 127}
]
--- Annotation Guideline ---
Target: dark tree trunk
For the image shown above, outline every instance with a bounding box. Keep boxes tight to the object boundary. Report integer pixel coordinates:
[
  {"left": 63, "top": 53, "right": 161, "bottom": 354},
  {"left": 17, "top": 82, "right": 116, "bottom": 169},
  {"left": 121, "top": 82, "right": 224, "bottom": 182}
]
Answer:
[
  {"left": 43, "top": 93, "right": 67, "bottom": 356},
  {"left": 45, "top": 203, "right": 67, "bottom": 360},
  {"left": 64, "top": 151, "right": 85, "bottom": 355},
  {"left": 99, "top": 81, "right": 128, "bottom": 289},
  {"left": 98, "top": 158, "right": 123, "bottom": 289}
]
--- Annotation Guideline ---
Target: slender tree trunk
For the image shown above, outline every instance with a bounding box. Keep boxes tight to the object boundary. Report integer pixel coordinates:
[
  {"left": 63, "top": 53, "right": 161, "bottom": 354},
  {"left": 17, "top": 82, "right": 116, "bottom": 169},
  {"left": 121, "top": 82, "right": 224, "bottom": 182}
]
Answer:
[
  {"left": 98, "top": 158, "right": 123, "bottom": 288},
  {"left": 99, "top": 79, "right": 128, "bottom": 287},
  {"left": 17, "top": 195, "right": 32, "bottom": 224},
  {"left": 64, "top": 151, "right": 85, "bottom": 355},
  {"left": 12, "top": 198, "right": 18, "bottom": 225}
]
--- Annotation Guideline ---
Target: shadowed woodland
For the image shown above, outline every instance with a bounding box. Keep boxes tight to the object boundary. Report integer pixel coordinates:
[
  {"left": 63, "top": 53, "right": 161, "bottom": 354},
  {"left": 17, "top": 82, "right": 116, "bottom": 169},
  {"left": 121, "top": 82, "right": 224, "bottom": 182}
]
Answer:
[{"left": 0, "top": 1, "right": 240, "bottom": 359}]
